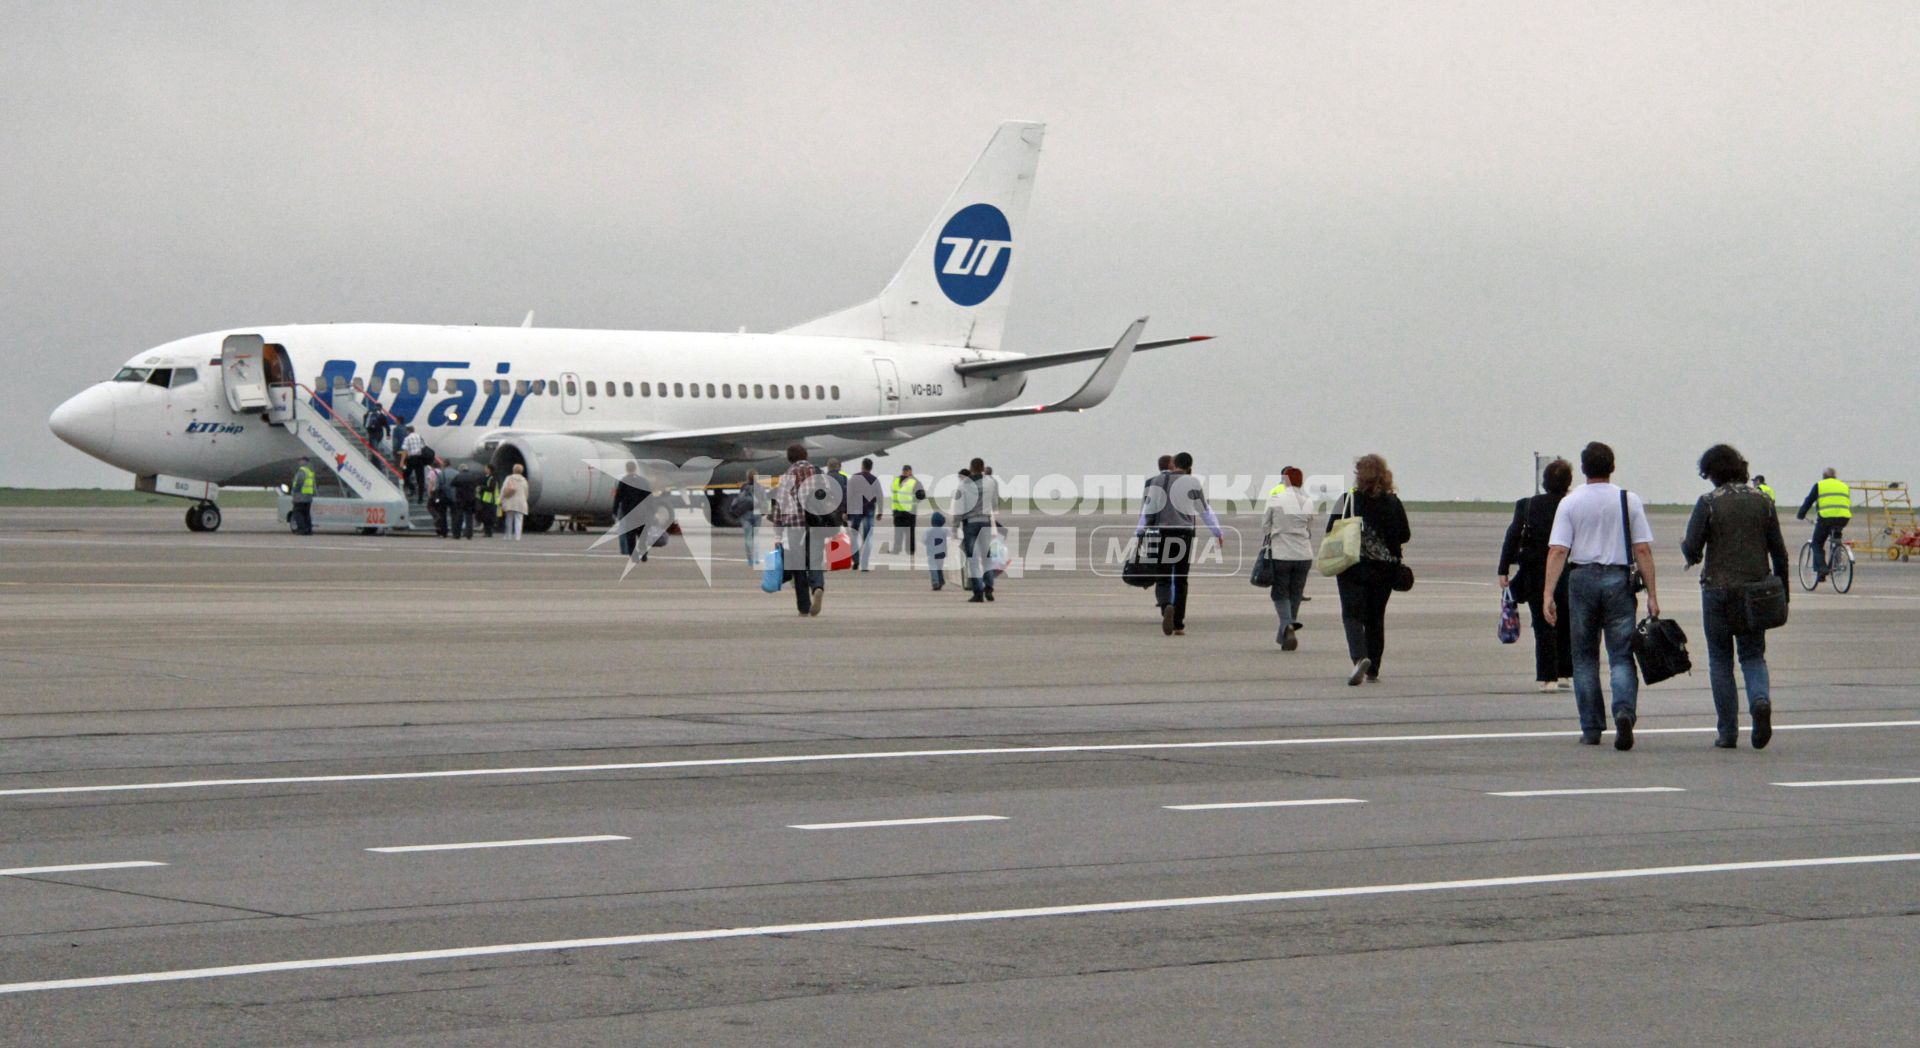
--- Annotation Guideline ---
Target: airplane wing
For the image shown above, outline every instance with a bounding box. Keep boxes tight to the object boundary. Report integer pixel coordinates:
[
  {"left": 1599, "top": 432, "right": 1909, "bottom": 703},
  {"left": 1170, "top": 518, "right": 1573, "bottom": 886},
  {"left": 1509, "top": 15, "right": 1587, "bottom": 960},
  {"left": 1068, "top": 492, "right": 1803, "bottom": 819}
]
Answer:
[
  {"left": 953, "top": 335, "right": 1211, "bottom": 379},
  {"left": 623, "top": 317, "right": 1148, "bottom": 457}
]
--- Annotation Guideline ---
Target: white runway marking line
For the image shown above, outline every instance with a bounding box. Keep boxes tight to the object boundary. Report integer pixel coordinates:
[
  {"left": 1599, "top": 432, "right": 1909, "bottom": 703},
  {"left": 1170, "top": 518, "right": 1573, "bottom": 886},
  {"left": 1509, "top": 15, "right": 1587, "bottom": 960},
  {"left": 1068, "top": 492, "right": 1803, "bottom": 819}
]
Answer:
[
  {"left": 1774, "top": 777, "right": 1920, "bottom": 788},
  {"left": 1165, "top": 799, "right": 1368, "bottom": 811},
  {"left": 2, "top": 851, "right": 1915, "bottom": 996},
  {"left": 0, "top": 861, "right": 165, "bottom": 877},
  {"left": 366, "top": 835, "right": 629, "bottom": 854},
  {"left": 5, "top": 719, "right": 1920, "bottom": 799},
  {"left": 1490, "top": 787, "right": 1686, "bottom": 797},
  {"left": 789, "top": 815, "right": 1007, "bottom": 830}
]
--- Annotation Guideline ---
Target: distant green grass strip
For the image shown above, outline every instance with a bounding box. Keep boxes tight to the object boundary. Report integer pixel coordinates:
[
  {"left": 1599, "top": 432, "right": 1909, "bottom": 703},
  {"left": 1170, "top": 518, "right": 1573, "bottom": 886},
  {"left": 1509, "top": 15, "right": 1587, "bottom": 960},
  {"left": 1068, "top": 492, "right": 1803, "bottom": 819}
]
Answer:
[{"left": 0, "top": 488, "right": 279, "bottom": 508}]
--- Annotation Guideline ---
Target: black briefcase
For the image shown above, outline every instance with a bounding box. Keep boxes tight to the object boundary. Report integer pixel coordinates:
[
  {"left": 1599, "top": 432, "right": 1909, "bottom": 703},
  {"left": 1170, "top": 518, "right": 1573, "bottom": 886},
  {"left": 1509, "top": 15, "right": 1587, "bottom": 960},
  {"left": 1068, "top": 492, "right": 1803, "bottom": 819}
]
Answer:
[{"left": 1632, "top": 615, "right": 1692, "bottom": 685}]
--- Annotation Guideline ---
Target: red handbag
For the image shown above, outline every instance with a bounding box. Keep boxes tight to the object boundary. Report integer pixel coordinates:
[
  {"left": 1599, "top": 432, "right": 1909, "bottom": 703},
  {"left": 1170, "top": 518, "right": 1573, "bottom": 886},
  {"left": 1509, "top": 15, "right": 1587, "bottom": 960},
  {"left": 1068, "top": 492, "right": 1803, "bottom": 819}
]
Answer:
[{"left": 825, "top": 533, "right": 855, "bottom": 571}]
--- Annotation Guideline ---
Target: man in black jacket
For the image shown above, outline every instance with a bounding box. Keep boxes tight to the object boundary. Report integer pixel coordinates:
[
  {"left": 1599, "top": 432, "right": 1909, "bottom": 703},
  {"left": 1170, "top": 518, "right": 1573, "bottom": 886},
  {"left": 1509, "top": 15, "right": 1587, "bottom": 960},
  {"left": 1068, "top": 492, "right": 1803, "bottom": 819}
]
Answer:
[
  {"left": 612, "top": 461, "right": 652, "bottom": 560},
  {"left": 449, "top": 464, "right": 480, "bottom": 540}
]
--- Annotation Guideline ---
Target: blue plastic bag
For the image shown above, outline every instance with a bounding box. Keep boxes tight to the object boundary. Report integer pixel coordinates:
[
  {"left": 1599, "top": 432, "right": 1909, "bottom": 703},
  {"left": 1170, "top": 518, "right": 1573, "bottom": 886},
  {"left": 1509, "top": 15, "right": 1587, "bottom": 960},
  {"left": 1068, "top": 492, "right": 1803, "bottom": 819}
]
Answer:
[{"left": 760, "top": 546, "right": 785, "bottom": 593}]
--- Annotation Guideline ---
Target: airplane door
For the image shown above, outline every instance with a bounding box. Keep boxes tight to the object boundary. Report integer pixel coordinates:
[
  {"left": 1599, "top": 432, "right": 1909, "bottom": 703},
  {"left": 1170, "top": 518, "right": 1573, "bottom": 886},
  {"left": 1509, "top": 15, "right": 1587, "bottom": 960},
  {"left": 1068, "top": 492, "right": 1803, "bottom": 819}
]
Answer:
[
  {"left": 872, "top": 359, "right": 901, "bottom": 415},
  {"left": 561, "top": 372, "right": 583, "bottom": 415},
  {"left": 221, "top": 334, "right": 268, "bottom": 413}
]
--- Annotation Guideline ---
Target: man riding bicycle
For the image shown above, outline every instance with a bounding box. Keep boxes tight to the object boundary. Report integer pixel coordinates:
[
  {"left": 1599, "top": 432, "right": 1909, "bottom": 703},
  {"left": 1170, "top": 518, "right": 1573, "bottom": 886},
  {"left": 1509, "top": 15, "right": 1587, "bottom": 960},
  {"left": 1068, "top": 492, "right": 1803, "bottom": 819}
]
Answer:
[{"left": 1796, "top": 467, "right": 1851, "bottom": 582}]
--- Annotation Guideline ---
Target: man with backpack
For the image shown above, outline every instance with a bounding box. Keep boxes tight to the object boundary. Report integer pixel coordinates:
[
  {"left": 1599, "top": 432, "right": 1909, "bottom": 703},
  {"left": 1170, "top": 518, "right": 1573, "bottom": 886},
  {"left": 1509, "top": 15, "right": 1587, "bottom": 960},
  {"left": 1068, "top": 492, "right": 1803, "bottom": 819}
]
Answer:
[{"left": 1541, "top": 442, "right": 1661, "bottom": 750}]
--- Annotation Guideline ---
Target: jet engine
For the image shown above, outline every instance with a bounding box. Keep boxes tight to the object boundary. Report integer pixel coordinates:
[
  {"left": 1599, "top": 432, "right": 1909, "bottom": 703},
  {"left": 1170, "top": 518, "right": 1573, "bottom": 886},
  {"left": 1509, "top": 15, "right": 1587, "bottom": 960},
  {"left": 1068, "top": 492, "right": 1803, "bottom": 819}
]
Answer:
[{"left": 488, "top": 434, "right": 634, "bottom": 520}]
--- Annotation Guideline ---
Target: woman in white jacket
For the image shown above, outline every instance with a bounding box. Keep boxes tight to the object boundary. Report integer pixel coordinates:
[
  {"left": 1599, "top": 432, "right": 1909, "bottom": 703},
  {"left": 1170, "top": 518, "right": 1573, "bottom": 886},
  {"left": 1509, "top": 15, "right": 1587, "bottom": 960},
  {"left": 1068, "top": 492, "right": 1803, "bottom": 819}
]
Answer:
[
  {"left": 499, "top": 463, "right": 530, "bottom": 540},
  {"left": 1261, "top": 467, "right": 1319, "bottom": 649}
]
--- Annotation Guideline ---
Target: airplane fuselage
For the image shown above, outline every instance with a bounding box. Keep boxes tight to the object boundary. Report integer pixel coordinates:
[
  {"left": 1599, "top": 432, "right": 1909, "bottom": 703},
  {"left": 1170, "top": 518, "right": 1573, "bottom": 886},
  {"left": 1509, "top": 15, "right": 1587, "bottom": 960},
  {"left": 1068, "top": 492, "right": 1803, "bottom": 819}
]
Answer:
[{"left": 54, "top": 323, "right": 1026, "bottom": 502}]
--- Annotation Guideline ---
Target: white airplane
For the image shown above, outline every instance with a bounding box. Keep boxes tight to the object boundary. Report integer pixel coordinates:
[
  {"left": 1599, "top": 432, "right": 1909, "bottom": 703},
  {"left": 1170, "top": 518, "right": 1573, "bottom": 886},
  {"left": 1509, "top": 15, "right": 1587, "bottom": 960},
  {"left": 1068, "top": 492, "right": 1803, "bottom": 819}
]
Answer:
[{"left": 48, "top": 121, "right": 1208, "bottom": 532}]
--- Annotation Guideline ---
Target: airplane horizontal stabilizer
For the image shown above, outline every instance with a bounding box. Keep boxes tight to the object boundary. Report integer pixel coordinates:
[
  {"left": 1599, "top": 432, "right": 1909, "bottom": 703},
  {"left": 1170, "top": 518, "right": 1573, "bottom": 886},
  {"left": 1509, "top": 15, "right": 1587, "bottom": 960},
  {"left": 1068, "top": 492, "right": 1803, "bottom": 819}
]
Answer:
[
  {"left": 626, "top": 317, "right": 1147, "bottom": 457},
  {"left": 953, "top": 335, "right": 1212, "bottom": 379}
]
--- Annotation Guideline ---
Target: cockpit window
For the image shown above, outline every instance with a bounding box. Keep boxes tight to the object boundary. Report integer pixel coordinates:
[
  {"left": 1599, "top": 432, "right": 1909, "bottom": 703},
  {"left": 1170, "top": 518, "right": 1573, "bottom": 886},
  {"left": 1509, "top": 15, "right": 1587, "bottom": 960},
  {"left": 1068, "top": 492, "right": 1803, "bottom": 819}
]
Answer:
[
  {"left": 145, "top": 368, "right": 173, "bottom": 388},
  {"left": 113, "top": 367, "right": 151, "bottom": 382},
  {"left": 169, "top": 367, "right": 199, "bottom": 387}
]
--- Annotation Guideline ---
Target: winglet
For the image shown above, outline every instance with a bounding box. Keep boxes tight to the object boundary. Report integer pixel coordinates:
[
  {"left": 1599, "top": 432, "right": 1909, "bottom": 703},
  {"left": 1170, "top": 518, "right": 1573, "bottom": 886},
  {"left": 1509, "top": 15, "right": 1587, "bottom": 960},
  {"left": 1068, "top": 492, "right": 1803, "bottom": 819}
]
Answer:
[
  {"left": 521, "top": 311, "right": 535, "bottom": 328},
  {"left": 1048, "top": 316, "right": 1146, "bottom": 412}
]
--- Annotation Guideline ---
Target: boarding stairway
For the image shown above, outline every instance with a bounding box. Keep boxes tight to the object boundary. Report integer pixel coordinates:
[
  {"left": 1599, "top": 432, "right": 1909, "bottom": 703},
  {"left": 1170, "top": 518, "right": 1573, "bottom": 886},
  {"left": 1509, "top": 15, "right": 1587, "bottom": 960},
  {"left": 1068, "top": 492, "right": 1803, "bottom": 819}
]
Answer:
[{"left": 270, "top": 381, "right": 416, "bottom": 531}]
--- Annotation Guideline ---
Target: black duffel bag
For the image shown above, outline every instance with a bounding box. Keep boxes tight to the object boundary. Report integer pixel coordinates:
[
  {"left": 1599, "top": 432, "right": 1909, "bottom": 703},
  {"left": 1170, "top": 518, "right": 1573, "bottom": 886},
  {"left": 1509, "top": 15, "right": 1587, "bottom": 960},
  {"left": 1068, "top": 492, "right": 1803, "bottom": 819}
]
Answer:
[
  {"left": 1631, "top": 614, "right": 1692, "bottom": 685},
  {"left": 1727, "top": 576, "right": 1789, "bottom": 635},
  {"left": 1123, "top": 528, "right": 1162, "bottom": 588}
]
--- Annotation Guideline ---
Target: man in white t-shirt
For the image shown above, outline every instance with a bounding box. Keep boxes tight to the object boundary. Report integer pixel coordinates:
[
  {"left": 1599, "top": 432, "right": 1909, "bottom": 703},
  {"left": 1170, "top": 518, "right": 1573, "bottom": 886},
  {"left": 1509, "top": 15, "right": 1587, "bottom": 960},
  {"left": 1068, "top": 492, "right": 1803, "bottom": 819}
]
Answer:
[{"left": 1541, "top": 441, "right": 1661, "bottom": 750}]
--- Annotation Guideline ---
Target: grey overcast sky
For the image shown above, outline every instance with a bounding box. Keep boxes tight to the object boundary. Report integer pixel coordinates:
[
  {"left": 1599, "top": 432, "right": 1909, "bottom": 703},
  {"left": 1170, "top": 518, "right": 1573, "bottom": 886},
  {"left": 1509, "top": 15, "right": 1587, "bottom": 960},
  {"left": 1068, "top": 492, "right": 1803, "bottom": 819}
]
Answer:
[{"left": 4, "top": 1, "right": 1916, "bottom": 503}]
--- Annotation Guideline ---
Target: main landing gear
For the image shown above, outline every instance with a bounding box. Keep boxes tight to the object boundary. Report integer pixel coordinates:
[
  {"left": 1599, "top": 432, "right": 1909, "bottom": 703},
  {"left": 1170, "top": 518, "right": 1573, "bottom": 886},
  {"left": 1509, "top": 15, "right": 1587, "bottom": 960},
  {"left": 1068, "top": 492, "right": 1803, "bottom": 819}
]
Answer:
[{"left": 184, "top": 502, "right": 222, "bottom": 532}]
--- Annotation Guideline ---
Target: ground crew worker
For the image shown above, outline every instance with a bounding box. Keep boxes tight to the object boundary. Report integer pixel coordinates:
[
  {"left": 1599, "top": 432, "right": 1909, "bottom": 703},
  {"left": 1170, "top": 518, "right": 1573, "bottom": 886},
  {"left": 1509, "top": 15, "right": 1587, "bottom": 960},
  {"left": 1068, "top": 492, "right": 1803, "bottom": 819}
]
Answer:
[
  {"left": 889, "top": 465, "right": 927, "bottom": 561},
  {"left": 289, "top": 456, "right": 316, "bottom": 535},
  {"left": 1754, "top": 474, "right": 1776, "bottom": 502},
  {"left": 478, "top": 464, "right": 500, "bottom": 537},
  {"left": 1796, "top": 467, "right": 1852, "bottom": 582}
]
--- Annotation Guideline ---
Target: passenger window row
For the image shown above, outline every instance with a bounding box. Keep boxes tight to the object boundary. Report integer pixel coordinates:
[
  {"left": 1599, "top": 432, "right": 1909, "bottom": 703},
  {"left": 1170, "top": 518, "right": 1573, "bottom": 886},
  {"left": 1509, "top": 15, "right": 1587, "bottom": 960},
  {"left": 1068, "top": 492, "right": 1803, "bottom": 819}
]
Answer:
[{"left": 336, "top": 375, "right": 842, "bottom": 402}]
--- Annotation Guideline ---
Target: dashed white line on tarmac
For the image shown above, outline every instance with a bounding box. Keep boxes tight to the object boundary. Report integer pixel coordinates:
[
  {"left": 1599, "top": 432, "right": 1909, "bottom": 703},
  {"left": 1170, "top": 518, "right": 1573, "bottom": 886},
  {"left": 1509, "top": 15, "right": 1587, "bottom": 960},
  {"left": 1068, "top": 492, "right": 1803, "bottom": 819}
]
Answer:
[
  {"left": 366, "top": 835, "right": 629, "bottom": 854},
  {"left": 0, "top": 861, "right": 166, "bottom": 877},
  {"left": 788, "top": 815, "right": 1007, "bottom": 830},
  {"left": 5, "top": 720, "right": 1920, "bottom": 799},
  {"left": 1774, "top": 777, "right": 1920, "bottom": 788},
  {"left": 1165, "top": 799, "right": 1368, "bottom": 811},
  {"left": 3, "top": 851, "right": 1914, "bottom": 996},
  {"left": 1490, "top": 787, "right": 1687, "bottom": 797}
]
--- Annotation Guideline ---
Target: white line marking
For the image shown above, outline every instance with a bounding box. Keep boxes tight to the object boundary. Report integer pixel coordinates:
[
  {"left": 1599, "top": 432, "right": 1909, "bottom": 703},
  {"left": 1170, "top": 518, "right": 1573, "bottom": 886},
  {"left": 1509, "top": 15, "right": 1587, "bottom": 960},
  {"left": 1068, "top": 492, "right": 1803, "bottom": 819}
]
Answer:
[
  {"left": 1774, "top": 777, "right": 1920, "bottom": 788},
  {"left": 1490, "top": 787, "right": 1687, "bottom": 797},
  {"left": 1165, "top": 799, "right": 1368, "bottom": 811},
  {"left": 0, "top": 861, "right": 166, "bottom": 877},
  {"left": 789, "top": 815, "right": 1007, "bottom": 830},
  {"left": 5, "top": 720, "right": 1919, "bottom": 798},
  {"left": 366, "top": 835, "right": 629, "bottom": 854},
  {"left": 1, "top": 851, "right": 1913, "bottom": 996}
]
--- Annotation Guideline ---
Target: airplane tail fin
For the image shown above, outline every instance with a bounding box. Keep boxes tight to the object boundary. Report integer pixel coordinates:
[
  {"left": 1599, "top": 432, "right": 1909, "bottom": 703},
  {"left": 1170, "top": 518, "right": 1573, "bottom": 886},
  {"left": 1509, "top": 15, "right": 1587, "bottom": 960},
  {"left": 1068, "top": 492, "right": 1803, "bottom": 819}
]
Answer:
[{"left": 782, "top": 121, "right": 1044, "bottom": 351}]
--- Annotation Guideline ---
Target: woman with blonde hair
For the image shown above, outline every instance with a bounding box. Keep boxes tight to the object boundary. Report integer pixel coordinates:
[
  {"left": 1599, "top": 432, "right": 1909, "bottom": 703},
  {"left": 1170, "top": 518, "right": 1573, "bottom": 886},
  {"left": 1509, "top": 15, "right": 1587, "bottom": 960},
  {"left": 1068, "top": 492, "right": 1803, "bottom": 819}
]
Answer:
[
  {"left": 1330, "top": 454, "right": 1411, "bottom": 685},
  {"left": 499, "top": 463, "right": 530, "bottom": 540}
]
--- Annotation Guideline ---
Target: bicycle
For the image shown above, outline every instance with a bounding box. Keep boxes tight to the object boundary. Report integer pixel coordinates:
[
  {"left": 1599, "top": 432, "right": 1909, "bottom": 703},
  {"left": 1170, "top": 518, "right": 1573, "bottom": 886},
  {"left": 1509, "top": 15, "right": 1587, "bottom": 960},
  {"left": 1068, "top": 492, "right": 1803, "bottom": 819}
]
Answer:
[{"left": 1798, "top": 526, "right": 1854, "bottom": 593}]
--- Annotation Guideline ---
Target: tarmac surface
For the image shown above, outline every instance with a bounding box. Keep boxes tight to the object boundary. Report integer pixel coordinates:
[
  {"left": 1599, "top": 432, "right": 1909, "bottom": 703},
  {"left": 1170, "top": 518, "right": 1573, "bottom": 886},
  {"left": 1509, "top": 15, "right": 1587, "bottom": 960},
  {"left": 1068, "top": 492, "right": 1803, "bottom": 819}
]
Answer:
[{"left": 1, "top": 504, "right": 1917, "bottom": 1047}]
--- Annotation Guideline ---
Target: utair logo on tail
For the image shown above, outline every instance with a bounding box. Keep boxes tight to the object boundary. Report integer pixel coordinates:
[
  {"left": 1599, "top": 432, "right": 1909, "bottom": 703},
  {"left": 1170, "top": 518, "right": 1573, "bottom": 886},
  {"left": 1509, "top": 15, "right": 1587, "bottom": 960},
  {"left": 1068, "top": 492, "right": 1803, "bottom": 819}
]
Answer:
[{"left": 934, "top": 203, "right": 1012, "bottom": 306}]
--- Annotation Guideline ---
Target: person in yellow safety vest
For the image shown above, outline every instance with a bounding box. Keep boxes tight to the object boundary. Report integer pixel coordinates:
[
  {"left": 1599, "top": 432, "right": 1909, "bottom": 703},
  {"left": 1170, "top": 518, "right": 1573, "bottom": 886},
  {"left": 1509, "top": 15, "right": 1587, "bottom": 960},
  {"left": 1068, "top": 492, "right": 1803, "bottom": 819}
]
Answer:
[
  {"left": 1268, "top": 465, "right": 1305, "bottom": 498},
  {"left": 289, "top": 455, "right": 316, "bottom": 536},
  {"left": 888, "top": 465, "right": 928, "bottom": 562},
  {"left": 1753, "top": 475, "right": 1776, "bottom": 502},
  {"left": 1795, "top": 467, "right": 1852, "bottom": 580},
  {"left": 478, "top": 463, "right": 500, "bottom": 537}
]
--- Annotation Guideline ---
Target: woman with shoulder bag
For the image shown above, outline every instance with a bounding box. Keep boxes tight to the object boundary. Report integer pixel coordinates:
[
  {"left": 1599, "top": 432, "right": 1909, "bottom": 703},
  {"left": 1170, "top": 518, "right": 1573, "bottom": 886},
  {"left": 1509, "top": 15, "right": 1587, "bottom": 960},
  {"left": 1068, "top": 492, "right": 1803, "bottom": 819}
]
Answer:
[
  {"left": 1262, "top": 467, "right": 1318, "bottom": 650},
  {"left": 1679, "top": 444, "right": 1791, "bottom": 750},
  {"left": 1499, "top": 458, "right": 1575, "bottom": 692},
  {"left": 1331, "top": 454, "right": 1411, "bottom": 685}
]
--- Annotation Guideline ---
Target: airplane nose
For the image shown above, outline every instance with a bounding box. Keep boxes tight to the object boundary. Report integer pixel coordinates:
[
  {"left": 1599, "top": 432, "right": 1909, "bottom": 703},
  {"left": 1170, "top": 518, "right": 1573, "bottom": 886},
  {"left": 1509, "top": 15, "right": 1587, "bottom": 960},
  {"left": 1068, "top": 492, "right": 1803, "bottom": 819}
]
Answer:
[{"left": 49, "top": 384, "right": 119, "bottom": 460}]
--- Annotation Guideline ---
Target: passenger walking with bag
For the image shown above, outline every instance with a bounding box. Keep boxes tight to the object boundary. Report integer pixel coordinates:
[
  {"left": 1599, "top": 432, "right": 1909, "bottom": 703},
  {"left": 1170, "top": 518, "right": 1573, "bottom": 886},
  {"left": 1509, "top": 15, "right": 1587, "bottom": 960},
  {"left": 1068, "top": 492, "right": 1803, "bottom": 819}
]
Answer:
[
  {"left": 1499, "top": 458, "right": 1575, "bottom": 692},
  {"left": 1680, "top": 444, "right": 1790, "bottom": 749},
  {"left": 1139, "top": 451, "right": 1225, "bottom": 635},
  {"left": 1326, "top": 454, "right": 1411, "bottom": 684},
  {"left": 1540, "top": 442, "right": 1661, "bottom": 749},
  {"left": 1260, "top": 467, "right": 1317, "bottom": 650}
]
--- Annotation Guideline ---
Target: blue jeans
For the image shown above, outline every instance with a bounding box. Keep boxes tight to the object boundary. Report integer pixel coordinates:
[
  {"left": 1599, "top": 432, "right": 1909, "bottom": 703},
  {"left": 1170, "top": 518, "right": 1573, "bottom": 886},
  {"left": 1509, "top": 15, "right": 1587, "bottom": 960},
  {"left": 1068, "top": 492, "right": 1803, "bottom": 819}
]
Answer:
[
  {"left": 961, "top": 520, "right": 993, "bottom": 595},
  {"left": 1702, "top": 587, "right": 1770, "bottom": 739},
  {"left": 742, "top": 517, "right": 759, "bottom": 565},
  {"left": 1568, "top": 564, "right": 1638, "bottom": 735},
  {"left": 782, "top": 525, "right": 826, "bottom": 612},
  {"left": 1268, "top": 559, "right": 1311, "bottom": 627},
  {"left": 850, "top": 513, "right": 876, "bottom": 568}
]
